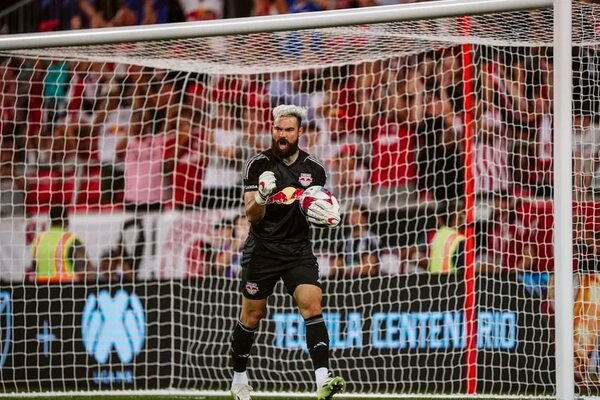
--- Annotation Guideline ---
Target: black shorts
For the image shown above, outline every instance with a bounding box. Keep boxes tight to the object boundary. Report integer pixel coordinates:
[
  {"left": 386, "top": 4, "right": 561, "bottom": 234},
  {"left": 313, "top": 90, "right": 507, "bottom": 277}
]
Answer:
[{"left": 240, "top": 252, "right": 320, "bottom": 300}]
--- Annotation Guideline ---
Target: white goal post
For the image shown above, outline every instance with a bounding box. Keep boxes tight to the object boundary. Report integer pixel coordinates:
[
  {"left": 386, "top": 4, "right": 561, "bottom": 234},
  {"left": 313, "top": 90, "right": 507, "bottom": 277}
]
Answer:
[{"left": 0, "top": 0, "right": 581, "bottom": 398}]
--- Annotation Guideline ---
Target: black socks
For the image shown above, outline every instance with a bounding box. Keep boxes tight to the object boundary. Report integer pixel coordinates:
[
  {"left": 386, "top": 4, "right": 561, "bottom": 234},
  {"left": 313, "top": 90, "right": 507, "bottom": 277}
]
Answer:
[
  {"left": 231, "top": 321, "right": 256, "bottom": 372},
  {"left": 305, "top": 314, "right": 329, "bottom": 370}
]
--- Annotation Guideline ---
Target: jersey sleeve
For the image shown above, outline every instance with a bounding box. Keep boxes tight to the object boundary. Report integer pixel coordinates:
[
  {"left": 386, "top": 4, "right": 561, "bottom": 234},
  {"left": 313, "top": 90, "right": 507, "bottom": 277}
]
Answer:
[
  {"left": 316, "top": 164, "right": 327, "bottom": 187},
  {"left": 242, "top": 154, "right": 268, "bottom": 193},
  {"left": 306, "top": 155, "right": 327, "bottom": 186}
]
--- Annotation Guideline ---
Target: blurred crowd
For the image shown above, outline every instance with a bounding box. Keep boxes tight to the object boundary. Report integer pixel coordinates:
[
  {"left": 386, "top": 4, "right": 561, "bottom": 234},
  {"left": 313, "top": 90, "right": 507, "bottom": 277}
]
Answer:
[
  {"left": 2, "top": 0, "right": 600, "bottom": 35},
  {"left": 0, "top": 0, "right": 600, "bottom": 282},
  {"left": 0, "top": 0, "right": 439, "bottom": 35},
  {"left": 2, "top": 45, "right": 599, "bottom": 211}
]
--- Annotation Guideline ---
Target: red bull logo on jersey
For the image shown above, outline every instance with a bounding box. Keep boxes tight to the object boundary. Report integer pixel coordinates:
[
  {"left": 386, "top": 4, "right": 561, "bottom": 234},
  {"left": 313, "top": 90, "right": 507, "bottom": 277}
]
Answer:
[
  {"left": 245, "top": 282, "right": 259, "bottom": 295},
  {"left": 268, "top": 187, "right": 305, "bottom": 205},
  {"left": 299, "top": 173, "right": 313, "bottom": 187}
]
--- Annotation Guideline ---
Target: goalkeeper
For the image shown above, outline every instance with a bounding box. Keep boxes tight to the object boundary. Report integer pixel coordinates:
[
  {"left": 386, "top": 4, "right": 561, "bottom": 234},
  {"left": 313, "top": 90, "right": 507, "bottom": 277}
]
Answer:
[{"left": 229, "top": 104, "right": 344, "bottom": 400}]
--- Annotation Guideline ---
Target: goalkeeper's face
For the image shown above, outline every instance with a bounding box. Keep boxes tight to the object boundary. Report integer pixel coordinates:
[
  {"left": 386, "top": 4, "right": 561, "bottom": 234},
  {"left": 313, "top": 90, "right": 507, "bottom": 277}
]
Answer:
[{"left": 272, "top": 116, "right": 302, "bottom": 159}]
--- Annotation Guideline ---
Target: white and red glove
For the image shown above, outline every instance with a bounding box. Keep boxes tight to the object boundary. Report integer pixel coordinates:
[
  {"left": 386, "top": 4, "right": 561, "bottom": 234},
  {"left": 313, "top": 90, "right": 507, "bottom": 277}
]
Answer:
[
  {"left": 306, "top": 199, "right": 340, "bottom": 227},
  {"left": 255, "top": 171, "right": 276, "bottom": 205}
]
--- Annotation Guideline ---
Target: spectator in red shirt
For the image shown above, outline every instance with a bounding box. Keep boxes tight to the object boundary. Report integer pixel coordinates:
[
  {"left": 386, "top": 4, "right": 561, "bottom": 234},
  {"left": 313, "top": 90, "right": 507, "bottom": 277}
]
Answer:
[
  {"left": 173, "top": 108, "right": 207, "bottom": 208},
  {"left": 0, "top": 59, "right": 17, "bottom": 138},
  {"left": 370, "top": 81, "right": 417, "bottom": 209},
  {"left": 184, "top": 81, "right": 209, "bottom": 116}
]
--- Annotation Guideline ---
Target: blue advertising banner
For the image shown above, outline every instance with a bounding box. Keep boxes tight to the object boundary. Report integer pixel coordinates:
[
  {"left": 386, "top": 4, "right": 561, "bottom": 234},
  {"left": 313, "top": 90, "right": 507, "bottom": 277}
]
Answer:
[
  {"left": 0, "top": 291, "right": 10, "bottom": 371},
  {"left": 0, "top": 274, "right": 553, "bottom": 394},
  {"left": 0, "top": 284, "right": 172, "bottom": 392}
]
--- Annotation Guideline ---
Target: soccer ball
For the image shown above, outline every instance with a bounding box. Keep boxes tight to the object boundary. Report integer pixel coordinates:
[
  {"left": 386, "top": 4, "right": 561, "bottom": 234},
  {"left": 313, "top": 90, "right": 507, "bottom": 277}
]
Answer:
[{"left": 298, "top": 186, "right": 340, "bottom": 226}]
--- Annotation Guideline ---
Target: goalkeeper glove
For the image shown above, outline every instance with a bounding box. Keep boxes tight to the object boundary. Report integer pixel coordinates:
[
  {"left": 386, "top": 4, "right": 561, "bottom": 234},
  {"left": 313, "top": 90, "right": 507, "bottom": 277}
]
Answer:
[
  {"left": 255, "top": 171, "right": 276, "bottom": 205},
  {"left": 306, "top": 200, "right": 340, "bottom": 227}
]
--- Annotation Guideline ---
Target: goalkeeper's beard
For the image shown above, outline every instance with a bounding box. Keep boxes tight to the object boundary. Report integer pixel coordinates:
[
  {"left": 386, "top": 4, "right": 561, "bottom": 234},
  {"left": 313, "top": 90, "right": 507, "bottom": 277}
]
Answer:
[{"left": 272, "top": 137, "right": 299, "bottom": 159}]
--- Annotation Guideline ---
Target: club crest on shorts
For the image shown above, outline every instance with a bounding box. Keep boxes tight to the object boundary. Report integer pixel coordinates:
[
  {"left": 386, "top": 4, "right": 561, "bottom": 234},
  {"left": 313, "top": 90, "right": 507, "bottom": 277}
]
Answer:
[
  {"left": 299, "top": 173, "right": 312, "bottom": 187},
  {"left": 245, "top": 282, "right": 259, "bottom": 295}
]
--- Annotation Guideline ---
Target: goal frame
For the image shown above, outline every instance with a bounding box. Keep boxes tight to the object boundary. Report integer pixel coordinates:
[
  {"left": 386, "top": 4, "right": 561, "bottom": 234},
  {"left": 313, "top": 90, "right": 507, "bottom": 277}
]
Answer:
[{"left": 0, "top": 0, "right": 573, "bottom": 398}]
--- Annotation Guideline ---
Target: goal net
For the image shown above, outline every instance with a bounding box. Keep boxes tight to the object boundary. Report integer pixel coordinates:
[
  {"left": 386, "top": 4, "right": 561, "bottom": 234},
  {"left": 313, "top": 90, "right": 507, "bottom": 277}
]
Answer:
[{"left": 0, "top": 2, "right": 597, "bottom": 397}]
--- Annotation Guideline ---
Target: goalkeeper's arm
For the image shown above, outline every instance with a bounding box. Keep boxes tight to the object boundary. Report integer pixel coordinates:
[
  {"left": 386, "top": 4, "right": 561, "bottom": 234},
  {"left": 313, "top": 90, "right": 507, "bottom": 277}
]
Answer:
[
  {"left": 245, "top": 171, "right": 277, "bottom": 223},
  {"left": 245, "top": 191, "right": 266, "bottom": 223}
]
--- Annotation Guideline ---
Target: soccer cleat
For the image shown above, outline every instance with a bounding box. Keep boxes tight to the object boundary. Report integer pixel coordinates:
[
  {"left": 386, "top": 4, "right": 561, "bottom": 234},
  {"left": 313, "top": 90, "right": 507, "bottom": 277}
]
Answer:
[
  {"left": 230, "top": 383, "right": 253, "bottom": 400},
  {"left": 316, "top": 375, "right": 345, "bottom": 400}
]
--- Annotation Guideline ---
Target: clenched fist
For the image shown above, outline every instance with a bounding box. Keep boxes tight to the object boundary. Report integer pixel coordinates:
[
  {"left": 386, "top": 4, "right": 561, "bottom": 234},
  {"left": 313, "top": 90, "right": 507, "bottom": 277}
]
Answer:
[{"left": 255, "top": 171, "right": 276, "bottom": 205}]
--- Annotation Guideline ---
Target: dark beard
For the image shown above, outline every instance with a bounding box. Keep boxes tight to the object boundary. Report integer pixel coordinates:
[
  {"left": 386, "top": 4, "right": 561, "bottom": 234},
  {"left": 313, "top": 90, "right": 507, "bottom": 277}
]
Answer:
[{"left": 271, "top": 137, "right": 299, "bottom": 159}]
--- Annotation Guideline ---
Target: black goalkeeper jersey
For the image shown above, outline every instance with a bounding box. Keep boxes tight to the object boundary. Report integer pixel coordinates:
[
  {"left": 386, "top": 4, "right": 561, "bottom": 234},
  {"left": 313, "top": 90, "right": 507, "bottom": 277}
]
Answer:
[{"left": 242, "top": 148, "right": 327, "bottom": 258}]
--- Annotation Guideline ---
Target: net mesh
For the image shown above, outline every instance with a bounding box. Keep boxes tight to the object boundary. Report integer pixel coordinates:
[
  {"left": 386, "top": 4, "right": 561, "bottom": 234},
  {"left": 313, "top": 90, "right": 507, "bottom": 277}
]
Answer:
[
  {"left": 0, "top": 2, "right": 599, "bottom": 396},
  {"left": 6, "top": 6, "right": 584, "bottom": 73}
]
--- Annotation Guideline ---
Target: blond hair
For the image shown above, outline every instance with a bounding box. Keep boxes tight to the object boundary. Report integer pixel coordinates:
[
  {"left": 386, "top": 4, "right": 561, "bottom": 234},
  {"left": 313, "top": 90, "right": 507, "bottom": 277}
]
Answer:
[{"left": 272, "top": 105, "right": 307, "bottom": 125}]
